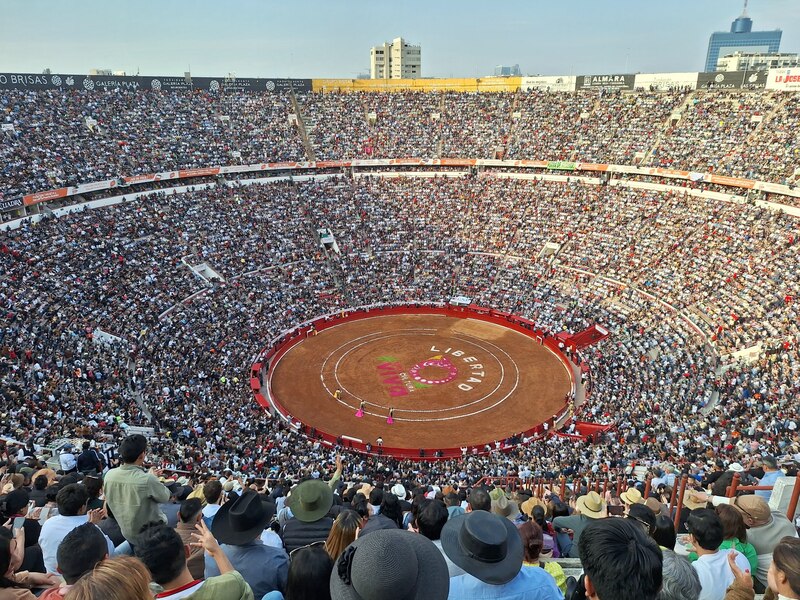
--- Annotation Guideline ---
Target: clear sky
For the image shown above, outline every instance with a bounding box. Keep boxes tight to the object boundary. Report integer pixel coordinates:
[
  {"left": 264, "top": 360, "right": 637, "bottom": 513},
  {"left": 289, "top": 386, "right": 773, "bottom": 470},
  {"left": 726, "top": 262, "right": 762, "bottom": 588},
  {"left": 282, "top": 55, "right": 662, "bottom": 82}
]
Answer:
[{"left": 1, "top": 0, "right": 798, "bottom": 78}]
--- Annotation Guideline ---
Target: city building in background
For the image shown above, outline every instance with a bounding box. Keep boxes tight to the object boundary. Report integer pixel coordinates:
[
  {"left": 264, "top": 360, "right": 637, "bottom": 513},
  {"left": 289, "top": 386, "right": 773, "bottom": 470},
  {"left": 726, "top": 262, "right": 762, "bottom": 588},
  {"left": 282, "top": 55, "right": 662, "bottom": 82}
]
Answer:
[
  {"left": 493, "top": 64, "right": 521, "bottom": 77},
  {"left": 370, "top": 37, "right": 421, "bottom": 79},
  {"left": 89, "top": 68, "right": 127, "bottom": 76},
  {"left": 716, "top": 51, "right": 799, "bottom": 72},
  {"left": 705, "top": 1, "right": 781, "bottom": 71}
]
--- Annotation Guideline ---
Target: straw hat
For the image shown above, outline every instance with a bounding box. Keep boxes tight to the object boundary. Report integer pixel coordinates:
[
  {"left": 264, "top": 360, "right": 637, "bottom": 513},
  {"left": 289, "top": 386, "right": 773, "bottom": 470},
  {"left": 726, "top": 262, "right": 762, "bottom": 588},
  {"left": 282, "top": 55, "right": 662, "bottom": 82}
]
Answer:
[
  {"left": 575, "top": 491, "right": 607, "bottom": 519},
  {"left": 620, "top": 488, "right": 644, "bottom": 506}
]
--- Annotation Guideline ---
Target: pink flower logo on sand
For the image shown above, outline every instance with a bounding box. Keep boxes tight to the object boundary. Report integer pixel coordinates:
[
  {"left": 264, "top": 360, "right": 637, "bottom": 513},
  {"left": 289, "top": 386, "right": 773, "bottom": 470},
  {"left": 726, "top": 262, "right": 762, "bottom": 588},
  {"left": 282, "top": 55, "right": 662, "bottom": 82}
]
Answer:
[{"left": 409, "top": 355, "right": 458, "bottom": 385}]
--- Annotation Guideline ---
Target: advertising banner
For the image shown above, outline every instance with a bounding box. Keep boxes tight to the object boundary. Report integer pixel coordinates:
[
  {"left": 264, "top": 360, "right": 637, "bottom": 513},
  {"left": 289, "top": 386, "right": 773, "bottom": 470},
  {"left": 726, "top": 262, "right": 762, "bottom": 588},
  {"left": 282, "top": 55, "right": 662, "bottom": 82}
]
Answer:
[
  {"left": 576, "top": 74, "right": 635, "bottom": 90},
  {"left": 633, "top": 72, "right": 698, "bottom": 91},
  {"left": 696, "top": 71, "right": 744, "bottom": 90},
  {"left": 520, "top": 76, "right": 576, "bottom": 92},
  {"left": 0, "top": 73, "right": 311, "bottom": 93},
  {"left": 741, "top": 70, "right": 769, "bottom": 89},
  {"left": 766, "top": 68, "right": 800, "bottom": 91},
  {"left": 547, "top": 161, "right": 577, "bottom": 171},
  {"left": 22, "top": 187, "right": 73, "bottom": 206},
  {"left": 0, "top": 197, "right": 24, "bottom": 213}
]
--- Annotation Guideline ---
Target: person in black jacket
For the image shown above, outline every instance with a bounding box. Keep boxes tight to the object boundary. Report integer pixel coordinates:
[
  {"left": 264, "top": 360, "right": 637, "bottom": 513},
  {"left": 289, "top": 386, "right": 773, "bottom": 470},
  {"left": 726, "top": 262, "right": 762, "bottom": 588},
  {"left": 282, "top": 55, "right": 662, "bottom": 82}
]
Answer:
[
  {"left": 76, "top": 441, "right": 104, "bottom": 475},
  {"left": 282, "top": 480, "right": 334, "bottom": 554},
  {"left": 359, "top": 492, "right": 404, "bottom": 537}
]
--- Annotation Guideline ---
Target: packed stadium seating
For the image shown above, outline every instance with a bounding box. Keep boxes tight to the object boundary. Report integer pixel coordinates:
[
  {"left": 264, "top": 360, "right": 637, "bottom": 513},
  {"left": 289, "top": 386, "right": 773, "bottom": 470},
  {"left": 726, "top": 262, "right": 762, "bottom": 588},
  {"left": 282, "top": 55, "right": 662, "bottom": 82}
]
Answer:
[{"left": 1, "top": 84, "right": 799, "bottom": 600}]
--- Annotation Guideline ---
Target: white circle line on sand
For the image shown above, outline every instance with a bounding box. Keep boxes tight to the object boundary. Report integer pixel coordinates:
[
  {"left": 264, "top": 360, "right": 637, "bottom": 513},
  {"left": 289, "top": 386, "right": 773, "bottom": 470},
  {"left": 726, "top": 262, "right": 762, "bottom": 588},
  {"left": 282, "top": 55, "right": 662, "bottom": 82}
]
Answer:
[
  {"left": 319, "top": 329, "right": 522, "bottom": 422},
  {"left": 325, "top": 330, "right": 507, "bottom": 414}
]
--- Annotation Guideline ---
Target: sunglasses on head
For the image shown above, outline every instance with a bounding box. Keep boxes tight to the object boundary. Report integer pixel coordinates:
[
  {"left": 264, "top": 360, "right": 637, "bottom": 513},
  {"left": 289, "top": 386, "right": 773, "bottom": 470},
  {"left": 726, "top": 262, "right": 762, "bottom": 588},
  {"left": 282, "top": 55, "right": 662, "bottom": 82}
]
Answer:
[
  {"left": 290, "top": 540, "right": 326, "bottom": 558},
  {"left": 732, "top": 497, "right": 755, "bottom": 525}
]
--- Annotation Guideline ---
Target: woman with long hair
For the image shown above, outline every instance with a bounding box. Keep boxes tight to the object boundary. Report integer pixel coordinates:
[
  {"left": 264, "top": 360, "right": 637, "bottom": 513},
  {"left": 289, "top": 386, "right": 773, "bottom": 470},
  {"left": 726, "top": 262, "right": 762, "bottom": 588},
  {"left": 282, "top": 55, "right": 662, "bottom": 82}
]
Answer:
[
  {"left": 768, "top": 536, "right": 800, "bottom": 599},
  {"left": 518, "top": 520, "right": 566, "bottom": 595},
  {"left": 64, "top": 555, "right": 152, "bottom": 600},
  {"left": 0, "top": 526, "right": 59, "bottom": 600},
  {"left": 325, "top": 510, "right": 361, "bottom": 561},
  {"left": 281, "top": 545, "right": 333, "bottom": 600}
]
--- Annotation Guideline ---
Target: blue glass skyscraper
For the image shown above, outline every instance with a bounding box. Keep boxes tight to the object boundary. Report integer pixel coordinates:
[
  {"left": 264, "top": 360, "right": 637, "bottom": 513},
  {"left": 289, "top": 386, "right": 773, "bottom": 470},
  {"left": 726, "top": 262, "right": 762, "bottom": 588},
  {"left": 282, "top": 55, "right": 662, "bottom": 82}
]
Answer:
[{"left": 705, "top": 3, "right": 781, "bottom": 71}]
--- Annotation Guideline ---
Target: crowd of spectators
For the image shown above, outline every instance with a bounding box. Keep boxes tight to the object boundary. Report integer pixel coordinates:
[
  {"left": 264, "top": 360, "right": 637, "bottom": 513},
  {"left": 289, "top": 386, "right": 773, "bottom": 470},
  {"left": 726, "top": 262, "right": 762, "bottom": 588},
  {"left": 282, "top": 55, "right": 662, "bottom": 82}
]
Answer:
[
  {"left": 1, "top": 87, "right": 799, "bottom": 599},
  {"left": 3, "top": 87, "right": 799, "bottom": 204},
  {"left": 1, "top": 175, "right": 798, "bottom": 488},
  {"left": 0, "top": 89, "right": 305, "bottom": 199},
  {"left": 1, "top": 434, "right": 798, "bottom": 599}
]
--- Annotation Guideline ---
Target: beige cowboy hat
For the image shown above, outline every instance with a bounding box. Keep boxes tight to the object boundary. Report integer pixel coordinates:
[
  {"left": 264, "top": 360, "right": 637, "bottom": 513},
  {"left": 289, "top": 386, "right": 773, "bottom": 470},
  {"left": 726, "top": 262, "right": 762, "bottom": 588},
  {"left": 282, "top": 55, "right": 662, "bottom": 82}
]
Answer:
[{"left": 576, "top": 491, "right": 608, "bottom": 519}]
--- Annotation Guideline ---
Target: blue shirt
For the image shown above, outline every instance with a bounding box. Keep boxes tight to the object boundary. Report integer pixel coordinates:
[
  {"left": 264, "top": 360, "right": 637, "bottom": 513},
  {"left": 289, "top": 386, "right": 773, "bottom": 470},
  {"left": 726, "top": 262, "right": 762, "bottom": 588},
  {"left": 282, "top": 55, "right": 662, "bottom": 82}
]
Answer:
[
  {"left": 756, "top": 471, "right": 785, "bottom": 499},
  {"left": 205, "top": 540, "right": 288, "bottom": 598},
  {"left": 447, "top": 568, "right": 562, "bottom": 600}
]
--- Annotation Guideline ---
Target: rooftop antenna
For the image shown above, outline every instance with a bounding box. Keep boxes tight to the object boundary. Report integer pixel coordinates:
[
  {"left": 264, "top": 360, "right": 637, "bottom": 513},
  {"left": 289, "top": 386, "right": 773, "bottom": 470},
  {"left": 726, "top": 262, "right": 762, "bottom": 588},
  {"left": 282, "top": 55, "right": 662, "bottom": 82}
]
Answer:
[{"left": 741, "top": 0, "right": 749, "bottom": 17}]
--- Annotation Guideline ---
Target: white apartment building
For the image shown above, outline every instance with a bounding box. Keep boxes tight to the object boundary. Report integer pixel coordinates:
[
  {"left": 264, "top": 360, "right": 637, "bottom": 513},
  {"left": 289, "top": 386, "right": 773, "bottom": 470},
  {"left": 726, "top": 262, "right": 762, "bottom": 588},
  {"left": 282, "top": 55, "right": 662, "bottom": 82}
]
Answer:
[
  {"left": 716, "top": 51, "right": 799, "bottom": 71},
  {"left": 370, "top": 37, "right": 421, "bottom": 79}
]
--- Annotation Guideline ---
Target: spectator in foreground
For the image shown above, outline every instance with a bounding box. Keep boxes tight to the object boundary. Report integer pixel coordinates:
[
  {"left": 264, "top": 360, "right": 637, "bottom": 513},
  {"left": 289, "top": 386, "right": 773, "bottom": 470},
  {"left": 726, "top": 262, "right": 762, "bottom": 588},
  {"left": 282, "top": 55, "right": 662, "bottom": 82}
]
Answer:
[
  {"left": 39, "top": 523, "right": 109, "bottom": 599},
  {"left": 0, "top": 527, "right": 60, "bottom": 600},
  {"left": 329, "top": 529, "right": 448, "bottom": 600},
  {"left": 442, "top": 510, "right": 561, "bottom": 599},
  {"left": 103, "top": 434, "right": 171, "bottom": 544},
  {"left": 414, "top": 499, "right": 465, "bottom": 578},
  {"left": 208, "top": 491, "right": 287, "bottom": 597},
  {"left": 653, "top": 515, "right": 677, "bottom": 551},
  {"left": 38, "top": 484, "right": 114, "bottom": 574},
  {"left": 264, "top": 544, "right": 332, "bottom": 600},
  {"left": 754, "top": 456, "right": 785, "bottom": 501},
  {"left": 686, "top": 509, "right": 750, "bottom": 600},
  {"left": 135, "top": 521, "right": 253, "bottom": 600},
  {"left": 282, "top": 480, "right": 334, "bottom": 553},
  {"left": 694, "top": 492, "right": 798, "bottom": 590},
  {"left": 324, "top": 510, "right": 361, "bottom": 562},
  {"left": 518, "top": 520, "right": 566, "bottom": 595},
  {"left": 63, "top": 555, "right": 152, "bottom": 600},
  {"left": 688, "top": 505, "right": 757, "bottom": 574},
  {"left": 175, "top": 498, "right": 205, "bottom": 580},
  {"left": 359, "top": 492, "right": 403, "bottom": 536},
  {"left": 578, "top": 518, "right": 663, "bottom": 600},
  {"left": 765, "top": 536, "right": 800, "bottom": 599},
  {"left": 552, "top": 490, "right": 607, "bottom": 558},
  {"left": 658, "top": 549, "right": 701, "bottom": 600},
  {"left": 201, "top": 481, "right": 224, "bottom": 526}
]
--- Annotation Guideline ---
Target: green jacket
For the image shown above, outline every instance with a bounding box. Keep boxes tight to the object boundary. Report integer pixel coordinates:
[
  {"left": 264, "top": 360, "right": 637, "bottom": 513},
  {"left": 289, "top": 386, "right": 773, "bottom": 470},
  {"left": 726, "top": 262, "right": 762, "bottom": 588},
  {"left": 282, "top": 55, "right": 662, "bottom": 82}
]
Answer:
[
  {"left": 688, "top": 538, "right": 758, "bottom": 573},
  {"left": 186, "top": 571, "right": 254, "bottom": 600},
  {"left": 103, "top": 464, "right": 170, "bottom": 542}
]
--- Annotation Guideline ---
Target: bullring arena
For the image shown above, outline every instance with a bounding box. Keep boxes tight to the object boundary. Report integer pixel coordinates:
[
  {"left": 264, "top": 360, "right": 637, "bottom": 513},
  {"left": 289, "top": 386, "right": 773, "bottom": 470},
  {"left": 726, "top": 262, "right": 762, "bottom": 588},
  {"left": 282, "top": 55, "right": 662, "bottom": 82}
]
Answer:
[
  {"left": 266, "top": 306, "right": 573, "bottom": 452},
  {"left": 2, "top": 74, "right": 800, "bottom": 520}
]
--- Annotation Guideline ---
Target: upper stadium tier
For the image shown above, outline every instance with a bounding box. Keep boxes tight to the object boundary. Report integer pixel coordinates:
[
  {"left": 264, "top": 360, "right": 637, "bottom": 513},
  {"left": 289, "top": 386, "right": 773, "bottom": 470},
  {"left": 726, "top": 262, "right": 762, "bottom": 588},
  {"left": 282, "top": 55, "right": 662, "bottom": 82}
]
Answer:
[{"left": 1, "top": 71, "right": 799, "bottom": 207}]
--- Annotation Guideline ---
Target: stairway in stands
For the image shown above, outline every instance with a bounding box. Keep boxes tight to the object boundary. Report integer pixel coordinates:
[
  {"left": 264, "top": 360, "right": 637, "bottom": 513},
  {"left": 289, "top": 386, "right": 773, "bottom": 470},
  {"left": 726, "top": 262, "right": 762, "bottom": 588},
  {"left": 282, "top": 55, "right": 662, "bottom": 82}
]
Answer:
[
  {"left": 290, "top": 89, "right": 317, "bottom": 162},
  {"left": 641, "top": 90, "right": 696, "bottom": 166}
]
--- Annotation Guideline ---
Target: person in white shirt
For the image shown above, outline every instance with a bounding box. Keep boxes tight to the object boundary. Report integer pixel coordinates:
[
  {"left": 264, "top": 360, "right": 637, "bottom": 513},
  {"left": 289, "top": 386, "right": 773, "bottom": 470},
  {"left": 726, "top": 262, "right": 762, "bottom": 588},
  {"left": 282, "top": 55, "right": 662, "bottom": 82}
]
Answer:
[
  {"left": 687, "top": 509, "right": 751, "bottom": 600},
  {"left": 39, "top": 483, "right": 115, "bottom": 574},
  {"left": 58, "top": 444, "right": 77, "bottom": 473},
  {"left": 201, "top": 480, "right": 224, "bottom": 525}
]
